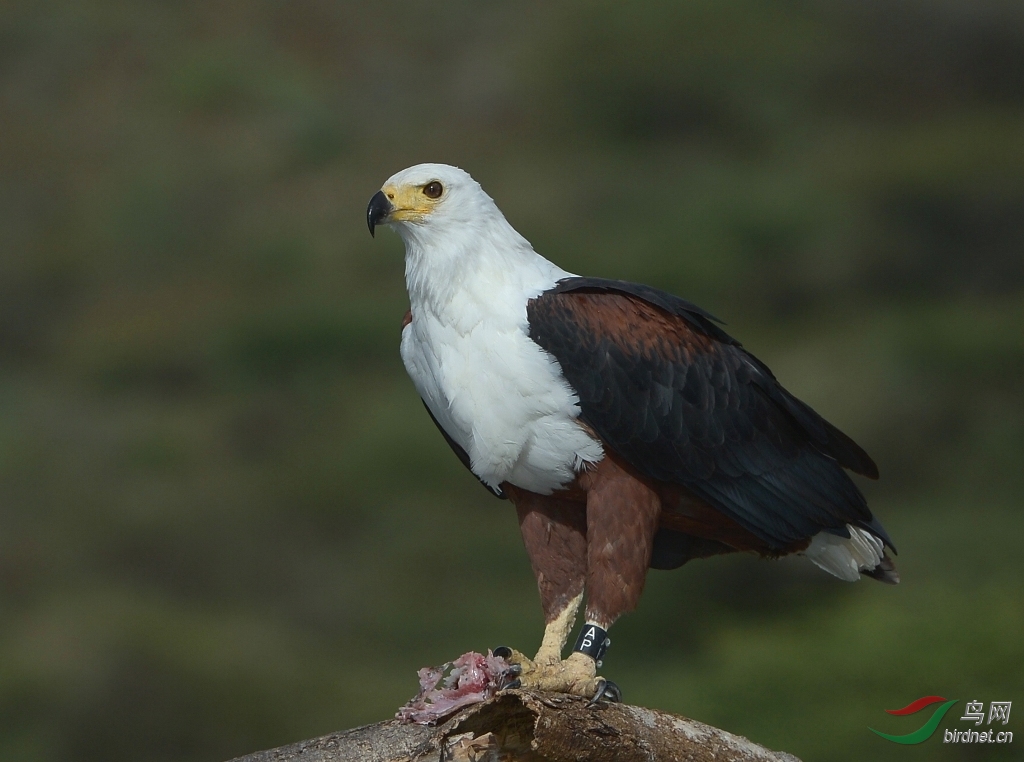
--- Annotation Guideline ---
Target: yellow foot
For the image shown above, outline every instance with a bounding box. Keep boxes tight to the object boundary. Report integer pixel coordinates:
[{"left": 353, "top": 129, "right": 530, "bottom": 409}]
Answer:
[{"left": 493, "top": 648, "right": 621, "bottom": 702}]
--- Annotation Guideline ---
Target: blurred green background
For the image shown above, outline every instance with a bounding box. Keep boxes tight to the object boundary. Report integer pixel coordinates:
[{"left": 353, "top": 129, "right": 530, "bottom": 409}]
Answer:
[{"left": 1, "top": 1, "right": 1022, "bottom": 760}]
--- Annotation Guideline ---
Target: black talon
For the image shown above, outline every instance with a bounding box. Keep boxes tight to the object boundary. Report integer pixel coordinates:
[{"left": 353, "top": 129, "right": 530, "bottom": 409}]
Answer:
[
  {"left": 602, "top": 680, "right": 622, "bottom": 703},
  {"left": 493, "top": 646, "right": 513, "bottom": 660},
  {"left": 503, "top": 678, "right": 522, "bottom": 690},
  {"left": 507, "top": 664, "right": 522, "bottom": 677},
  {"left": 589, "top": 679, "right": 622, "bottom": 705}
]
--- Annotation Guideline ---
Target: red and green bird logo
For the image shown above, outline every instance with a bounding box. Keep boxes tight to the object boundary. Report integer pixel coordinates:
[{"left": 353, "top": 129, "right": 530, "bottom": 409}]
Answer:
[{"left": 870, "top": 696, "right": 959, "bottom": 744}]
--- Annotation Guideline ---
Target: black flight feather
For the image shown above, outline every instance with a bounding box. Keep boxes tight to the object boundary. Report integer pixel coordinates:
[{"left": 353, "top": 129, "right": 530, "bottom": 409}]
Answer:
[{"left": 527, "top": 277, "right": 893, "bottom": 552}]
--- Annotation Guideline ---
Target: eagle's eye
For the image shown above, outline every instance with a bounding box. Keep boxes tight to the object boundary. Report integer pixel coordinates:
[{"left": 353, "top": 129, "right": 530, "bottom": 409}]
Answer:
[{"left": 423, "top": 181, "right": 443, "bottom": 199}]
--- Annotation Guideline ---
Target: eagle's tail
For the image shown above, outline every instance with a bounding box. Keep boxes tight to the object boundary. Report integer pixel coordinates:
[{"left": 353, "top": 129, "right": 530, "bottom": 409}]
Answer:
[
  {"left": 804, "top": 524, "right": 900, "bottom": 584},
  {"left": 861, "top": 552, "right": 900, "bottom": 585}
]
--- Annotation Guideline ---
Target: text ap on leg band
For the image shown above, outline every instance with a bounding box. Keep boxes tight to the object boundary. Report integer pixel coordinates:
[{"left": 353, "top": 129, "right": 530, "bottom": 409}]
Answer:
[{"left": 573, "top": 623, "right": 610, "bottom": 663}]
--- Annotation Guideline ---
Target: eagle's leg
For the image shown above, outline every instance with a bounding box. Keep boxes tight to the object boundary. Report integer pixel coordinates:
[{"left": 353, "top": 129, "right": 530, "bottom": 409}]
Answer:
[
  {"left": 509, "top": 487, "right": 587, "bottom": 624},
  {"left": 568, "top": 456, "right": 662, "bottom": 700},
  {"left": 500, "top": 458, "right": 660, "bottom": 701},
  {"left": 580, "top": 456, "right": 661, "bottom": 631},
  {"left": 534, "top": 589, "right": 583, "bottom": 665},
  {"left": 499, "top": 488, "right": 608, "bottom": 697}
]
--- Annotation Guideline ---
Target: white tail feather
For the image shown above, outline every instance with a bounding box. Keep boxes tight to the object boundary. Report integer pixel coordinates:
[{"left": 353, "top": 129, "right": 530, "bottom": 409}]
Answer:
[{"left": 804, "top": 524, "right": 885, "bottom": 581}]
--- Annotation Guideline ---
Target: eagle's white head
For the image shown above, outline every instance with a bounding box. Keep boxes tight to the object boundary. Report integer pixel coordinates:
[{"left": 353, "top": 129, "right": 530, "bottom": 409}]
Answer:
[
  {"left": 366, "top": 163, "right": 504, "bottom": 243},
  {"left": 367, "top": 163, "right": 568, "bottom": 312}
]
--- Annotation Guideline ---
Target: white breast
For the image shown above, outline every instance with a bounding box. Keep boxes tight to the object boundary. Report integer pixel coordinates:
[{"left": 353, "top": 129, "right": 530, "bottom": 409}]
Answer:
[
  {"left": 400, "top": 283, "right": 603, "bottom": 495},
  {"left": 385, "top": 165, "right": 604, "bottom": 493}
]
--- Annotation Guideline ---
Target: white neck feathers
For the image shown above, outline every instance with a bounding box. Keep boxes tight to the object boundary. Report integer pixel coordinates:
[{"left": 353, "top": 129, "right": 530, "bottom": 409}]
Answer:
[{"left": 398, "top": 205, "right": 569, "bottom": 329}]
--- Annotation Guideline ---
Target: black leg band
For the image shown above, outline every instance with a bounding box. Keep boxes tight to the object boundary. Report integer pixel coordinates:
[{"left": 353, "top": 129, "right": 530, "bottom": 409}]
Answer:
[{"left": 572, "top": 623, "right": 610, "bottom": 662}]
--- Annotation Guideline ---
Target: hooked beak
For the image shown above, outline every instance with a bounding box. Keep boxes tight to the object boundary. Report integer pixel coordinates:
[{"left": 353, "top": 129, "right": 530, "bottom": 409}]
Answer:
[{"left": 366, "top": 190, "right": 393, "bottom": 237}]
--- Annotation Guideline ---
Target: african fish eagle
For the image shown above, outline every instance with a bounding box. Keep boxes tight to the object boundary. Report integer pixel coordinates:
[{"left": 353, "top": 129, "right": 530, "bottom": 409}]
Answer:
[{"left": 367, "top": 163, "right": 897, "bottom": 701}]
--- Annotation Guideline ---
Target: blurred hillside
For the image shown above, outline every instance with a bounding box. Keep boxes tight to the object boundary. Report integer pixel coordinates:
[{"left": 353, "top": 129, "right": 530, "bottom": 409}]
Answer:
[{"left": 1, "top": 1, "right": 1022, "bottom": 760}]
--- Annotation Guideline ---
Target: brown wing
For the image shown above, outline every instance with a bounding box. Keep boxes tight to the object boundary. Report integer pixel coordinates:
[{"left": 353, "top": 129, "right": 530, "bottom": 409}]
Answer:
[{"left": 526, "top": 277, "right": 893, "bottom": 553}]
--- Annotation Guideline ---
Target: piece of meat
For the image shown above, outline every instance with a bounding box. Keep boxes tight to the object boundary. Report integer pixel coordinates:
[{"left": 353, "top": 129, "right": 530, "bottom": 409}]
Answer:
[{"left": 396, "top": 651, "right": 514, "bottom": 724}]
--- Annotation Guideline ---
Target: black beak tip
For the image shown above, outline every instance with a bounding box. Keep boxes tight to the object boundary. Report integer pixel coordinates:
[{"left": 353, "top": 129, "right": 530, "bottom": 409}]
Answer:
[{"left": 367, "top": 190, "right": 392, "bottom": 238}]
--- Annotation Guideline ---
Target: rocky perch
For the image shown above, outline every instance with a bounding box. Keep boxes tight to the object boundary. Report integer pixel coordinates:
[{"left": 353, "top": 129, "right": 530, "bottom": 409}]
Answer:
[{"left": 228, "top": 689, "right": 801, "bottom": 762}]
